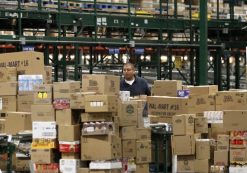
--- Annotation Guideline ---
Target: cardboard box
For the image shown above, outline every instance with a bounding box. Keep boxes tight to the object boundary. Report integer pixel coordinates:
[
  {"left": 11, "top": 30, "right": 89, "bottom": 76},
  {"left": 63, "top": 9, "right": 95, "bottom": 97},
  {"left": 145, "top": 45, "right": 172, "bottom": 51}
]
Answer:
[
  {"left": 44, "top": 66, "right": 52, "bottom": 84},
  {"left": 81, "top": 112, "right": 114, "bottom": 122},
  {"left": 216, "top": 91, "right": 247, "bottom": 110},
  {"left": 5, "top": 112, "right": 31, "bottom": 134},
  {"left": 147, "top": 96, "right": 189, "bottom": 117},
  {"left": 223, "top": 110, "right": 247, "bottom": 131},
  {"left": 81, "top": 135, "right": 121, "bottom": 160},
  {"left": 18, "top": 75, "right": 43, "bottom": 94},
  {"left": 188, "top": 94, "right": 215, "bottom": 113},
  {"left": 34, "top": 163, "right": 59, "bottom": 173},
  {"left": 120, "top": 126, "right": 136, "bottom": 140},
  {"left": 70, "top": 92, "right": 95, "bottom": 109},
  {"left": 194, "top": 159, "right": 209, "bottom": 173},
  {"left": 172, "top": 114, "right": 195, "bottom": 135},
  {"left": 33, "top": 84, "right": 53, "bottom": 104},
  {"left": 61, "top": 153, "right": 80, "bottom": 159},
  {"left": 53, "top": 98, "right": 70, "bottom": 109},
  {"left": 53, "top": 81, "right": 80, "bottom": 93},
  {"left": 136, "top": 140, "right": 152, "bottom": 163},
  {"left": 85, "top": 95, "right": 118, "bottom": 112},
  {"left": 0, "top": 119, "right": 5, "bottom": 133},
  {"left": 177, "top": 156, "right": 195, "bottom": 173},
  {"left": 31, "top": 149, "right": 54, "bottom": 164},
  {"left": 59, "top": 159, "right": 80, "bottom": 173},
  {"left": 214, "top": 150, "right": 228, "bottom": 166},
  {"left": 56, "top": 109, "right": 80, "bottom": 125},
  {"left": 217, "top": 135, "right": 229, "bottom": 151},
  {"left": 59, "top": 141, "right": 80, "bottom": 153},
  {"left": 0, "top": 95, "right": 16, "bottom": 112},
  {"left": 230, "top": 148, "right": 247, "bottom": 162},
  {"left": 196, "top": 139, "right": 211, "bottom": 160},
  {"left": 0, "top": 51, "right": 44, "bottom": 74},
  {"left": 17, "top": 94, "right": 34, "bottom": 112},
  {"left": 0, "top": 82, "right": 17, "bottom": 96},
  {"left": 136, "top": 164, "right": 149, "bottom": 173},
  {"left": 58, "top": 124, "right": 80, "bottom": 141},
  {"left": 122, "top": 139, "right": 136, "bottom": 158},
  {"left": 118, "top": 101, "right": 138, "bottom": 126},
  {"left": 172, "top": 135, "right": 196, "bottom": 155},
  {"left": 195, "top": 117, "right": 208, "bottom": 133},
  {"left": 53, "top": 92, "right": 72, "bottom": 99},
  {"left": 183, "top": 85, "right": 218, "bottom": 95},
  {"left": 82, "top": 74, "right": 120, "bottom": 95},
  {"left": 152, "top": 80, "right": 182, "bottom": 96},
  {"left": 32, "top": 121, "right": 57, "bottom": 139},
  {"left": 15, "top": 157, "right": 30, "bottom": 171},
  {"left": 78, "top": 168, "right": 90, "bottom": 173},
  {"left": 209, "top": 123, "right": 227, "bottom": 140},
  {"left": 0, "top": 67, "right": 17, "bottom": 82},
  {"left": 89, "top": 170, "right": 121, "bottom": 173},
  {"left": 136, "top": 128, "right": 151, "bottom": 140},
  {"left": 31, "top": 105, "right": 55, "bottom": 121}
]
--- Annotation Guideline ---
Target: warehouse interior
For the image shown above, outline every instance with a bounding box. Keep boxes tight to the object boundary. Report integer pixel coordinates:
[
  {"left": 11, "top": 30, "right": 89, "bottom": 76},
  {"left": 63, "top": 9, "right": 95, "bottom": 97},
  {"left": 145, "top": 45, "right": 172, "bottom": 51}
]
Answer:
[{"left": 0, "top": 0, "right": 246, "bottom": 173}]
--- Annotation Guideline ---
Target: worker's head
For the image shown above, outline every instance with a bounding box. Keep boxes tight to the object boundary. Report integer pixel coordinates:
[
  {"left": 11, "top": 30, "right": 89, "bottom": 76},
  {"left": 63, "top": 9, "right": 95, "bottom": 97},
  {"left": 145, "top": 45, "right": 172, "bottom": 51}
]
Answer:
[{"left": 123, "top": 63, "right": 135, "bottom": 81}]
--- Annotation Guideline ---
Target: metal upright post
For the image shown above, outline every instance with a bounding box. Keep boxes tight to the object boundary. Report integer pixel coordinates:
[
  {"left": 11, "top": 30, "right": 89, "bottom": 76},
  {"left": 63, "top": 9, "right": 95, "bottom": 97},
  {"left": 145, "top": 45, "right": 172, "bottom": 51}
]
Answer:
[
  {"left": 198, "top": 0, "right": 208, "bottom": 85},
  {"left": 89, "top": 46, "right": 93, "bottom": 74},
  {"left": 235, "top": 50, "right": 240, "bottom": 89},
  {"left": 74, "top": 44, "right": 80, "bottom": 81}
]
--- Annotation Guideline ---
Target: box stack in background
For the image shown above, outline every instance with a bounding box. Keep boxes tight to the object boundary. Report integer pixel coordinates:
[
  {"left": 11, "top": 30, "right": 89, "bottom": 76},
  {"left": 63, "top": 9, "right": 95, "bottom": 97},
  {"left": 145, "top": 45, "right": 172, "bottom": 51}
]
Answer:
[{"left": 80, "top": 74, "right": 123, "bottom": 173}]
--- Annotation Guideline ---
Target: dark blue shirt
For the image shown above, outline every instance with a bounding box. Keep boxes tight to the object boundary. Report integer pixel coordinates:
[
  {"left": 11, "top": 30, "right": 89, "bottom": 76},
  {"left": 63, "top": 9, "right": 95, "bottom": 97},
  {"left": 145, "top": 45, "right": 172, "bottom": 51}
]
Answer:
[{"left": 120, "top": 76, "right": 151, "bottom": 97}]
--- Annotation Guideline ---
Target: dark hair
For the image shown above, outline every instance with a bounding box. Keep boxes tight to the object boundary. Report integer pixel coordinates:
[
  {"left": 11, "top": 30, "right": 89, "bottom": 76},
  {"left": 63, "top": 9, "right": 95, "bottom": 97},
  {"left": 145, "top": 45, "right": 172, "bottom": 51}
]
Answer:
[{"left": 123, "top": 63, "right": 135, "bottom": 70}]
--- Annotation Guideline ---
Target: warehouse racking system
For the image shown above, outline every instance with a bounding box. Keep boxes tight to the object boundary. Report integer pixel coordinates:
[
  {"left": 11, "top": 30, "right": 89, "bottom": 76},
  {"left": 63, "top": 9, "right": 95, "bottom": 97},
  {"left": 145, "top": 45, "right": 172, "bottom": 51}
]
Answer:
[{"left": 0, "top": 0, "right": 246, "bottom": 90}]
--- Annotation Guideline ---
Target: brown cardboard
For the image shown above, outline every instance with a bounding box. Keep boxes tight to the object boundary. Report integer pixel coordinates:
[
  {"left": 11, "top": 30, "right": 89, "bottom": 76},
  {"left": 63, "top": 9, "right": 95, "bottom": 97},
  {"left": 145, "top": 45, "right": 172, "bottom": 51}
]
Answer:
[
  {"left": 17, "top": 94, "right": 34, "bottom": 112},
  {"left": 81, "top": 112, "right": 114, "bottom": 122},
  {"left": 53, "top": 91, "right": 72, "bottom": 99},
  {"left": 70, "top": 92, "right": 95, "bottom": 109},
  {"left": 136, "top": 128, "right": 151, "bottom": 140},
  {"left": 136, "top": 140, "right": 152, "bottom": 164},
  {"left": 196, "top": 139, "right": 211, "bottom": 160},
  {"left": 183, "top": 85, "right": 218, "bottom": 95},
  {"left": 230, "top": 148, "right": 247, "bottom": 162},
  {"left": 214, "top": 150, "right": 229, "bottom": 166},
  {"left": 0, "top": 119, "right": 5, "bottom": 133},
  {"left": 172, "top": 114, "right": 195, "bottom": 135},
  {"left": 209, "top": 123, "right": 227, "bottom": 140},
  {"left": 15, "top": 157, "right": 30, "bottom": 171},
  {"left": 61, "top": 152, "right": 80, "bottom": 159},
  {"left": 136, "top": 164, "right": 149, "bottom": 173},
  {"left": 177, "top": 156, "right": 195, "bottom": 173},
  {"left": 78, "top": 168, "right": 90, "bottom": 173},
  {"left": 31, "top": 104, "right": 55, "bottom": 121},
  {"left": 152, "top": 80, "right": 182, "bottom": 96},
  {"left": 31, "top": 149, "right": 54, "bottom": 164},
  {"left": 53, "top": 81, "right": 80, "bottom": 93},
  {"left": 33, "top": 84, "right": 53, "bottom": 104},
  {"left": 82, "top": 74, "right": 120, "bottom": 95},
  {"left": 195, "top": 117, "right": 208, "bottom": 133},
  {"left": 215, "top": 91, "right": 247, "bottom": 110},
  {"left": 118, "top": 101, "right": 138, "bottom": 126},
  {"left": 0, "top": 51, "right": 44, "bottom": 74},
  {"left": 85, "top": 95, "right": 118, "bottom": 112},
  {"left": 147, "top": 96, "right": 189, "bottom": 117},
  {"left": 137, "top": 108, "right": 144, "bottom": 128},
  {"left": 217, "top": 135, "right": 229, "bottom": 151},
  {"left": 56, "top": 109, "right": 80, "bottom": 125},
  {"left": 120, "top": 126, "right": 136, "bottom": 140},
  {"left": 122, "top": 139, "right": 136, "bottom": 158},
  {"left": 58, "top": 124, "right": 81, "bottom": 141},
  {"left": 90, "top": 170, "right": 121, "bottom": 173},
  {"left": 81, "top": 135, "right": 122, "bottom": 161},
  {"left": 0, "top": 95, "right": 16, "bottom": 112},
  {"left": 172, "top": 135, "right": 196, "bottom": 155},
  {"left": 0, "top": 67, "right": 17, "bottom": 82},
  {"left": 194, "top": 159, "right": 209, "bottom": 173},
  {"left": 0, "top": 82, "right": 17, "bottom": 96},
  {"left": 223, "top": 110, "right": 247, "bottom": 131},
  {"left": 188, "top": 94, "right": 215, "bottom": 113},
  {"left": 5, "top": 112, "right": 31, "bottom": 134},
  {"left": 44, "top": 66, "right": 52, "bottom": 84}
]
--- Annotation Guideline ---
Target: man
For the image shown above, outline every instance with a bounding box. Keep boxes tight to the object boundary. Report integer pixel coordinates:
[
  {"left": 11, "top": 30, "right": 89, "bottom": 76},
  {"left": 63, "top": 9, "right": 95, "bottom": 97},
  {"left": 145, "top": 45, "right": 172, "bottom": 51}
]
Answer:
[{"left": 120, "top": 63, "right": 151, "bottom": 97}]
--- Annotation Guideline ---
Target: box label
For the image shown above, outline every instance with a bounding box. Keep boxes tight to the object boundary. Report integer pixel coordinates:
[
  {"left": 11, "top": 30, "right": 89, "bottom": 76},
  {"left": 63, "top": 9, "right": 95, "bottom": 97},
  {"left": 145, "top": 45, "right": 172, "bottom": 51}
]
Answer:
[{"left": 32, "top": 122, "right": 56, "bottom": 139}]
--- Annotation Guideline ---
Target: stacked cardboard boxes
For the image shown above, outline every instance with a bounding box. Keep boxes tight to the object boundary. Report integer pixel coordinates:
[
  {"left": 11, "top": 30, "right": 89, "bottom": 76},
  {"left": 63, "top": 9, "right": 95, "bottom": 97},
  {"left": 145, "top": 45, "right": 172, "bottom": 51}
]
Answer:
[{"left": 81, "top": 74, "right": 122, "bottom": 173}]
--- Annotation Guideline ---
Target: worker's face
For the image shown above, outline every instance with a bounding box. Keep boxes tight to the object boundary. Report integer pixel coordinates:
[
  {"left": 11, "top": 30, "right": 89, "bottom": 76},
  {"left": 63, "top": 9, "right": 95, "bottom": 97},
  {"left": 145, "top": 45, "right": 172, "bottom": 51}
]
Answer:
[{"left": 123, "top": 64, "right": 135, "bottom": 80}]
